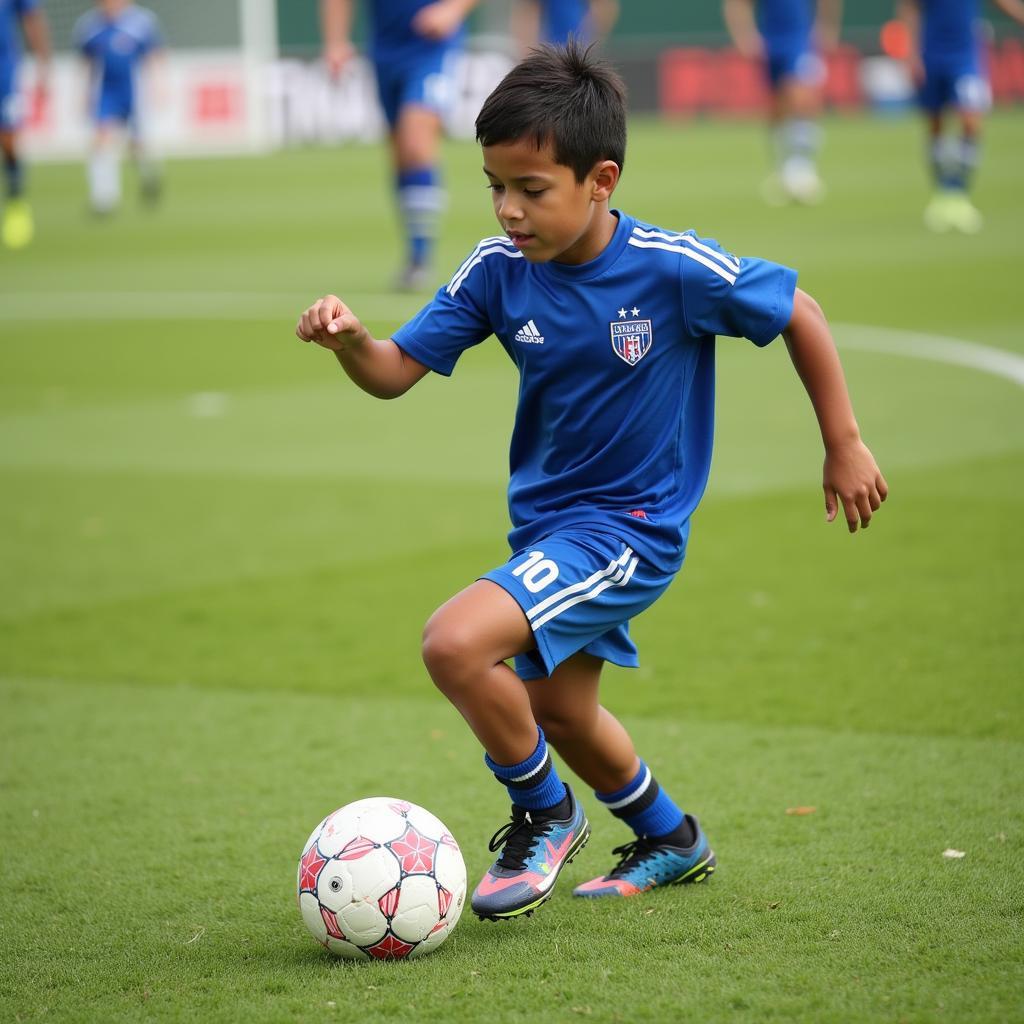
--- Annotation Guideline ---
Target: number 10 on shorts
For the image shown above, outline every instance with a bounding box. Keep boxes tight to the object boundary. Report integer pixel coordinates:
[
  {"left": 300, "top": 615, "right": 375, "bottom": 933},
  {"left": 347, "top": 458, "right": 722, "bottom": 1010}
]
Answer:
[{"left": 512, "top": 550, "right": 560, "bottom": 593}]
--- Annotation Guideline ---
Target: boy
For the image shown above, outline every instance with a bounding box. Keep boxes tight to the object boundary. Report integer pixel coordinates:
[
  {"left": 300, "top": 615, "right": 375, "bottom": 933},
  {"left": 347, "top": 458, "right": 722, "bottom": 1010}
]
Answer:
[
  {"left": 73, "top": 0, "right": 163, "bottom": 215},
  {"left": 321, "top": 0, "right": 480, "bottom": 291},
  {"left": 0, "top": 0, "right": 49, "bottom": 248},
  {"left": 897, "top": 0, "right": 1024, "bottom": 234},
  {"left": 722, "top": 0, "right": 842, "bottom": 204},
  {"left": 295, "top": 42, "right": 887, "bottom": 920}
]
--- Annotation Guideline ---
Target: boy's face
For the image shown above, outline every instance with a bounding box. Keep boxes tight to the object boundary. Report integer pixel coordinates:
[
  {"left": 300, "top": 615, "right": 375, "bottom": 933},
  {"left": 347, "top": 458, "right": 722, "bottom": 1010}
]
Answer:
[{"left": 481, "top": 137, "right": 619, "bottom": 266}]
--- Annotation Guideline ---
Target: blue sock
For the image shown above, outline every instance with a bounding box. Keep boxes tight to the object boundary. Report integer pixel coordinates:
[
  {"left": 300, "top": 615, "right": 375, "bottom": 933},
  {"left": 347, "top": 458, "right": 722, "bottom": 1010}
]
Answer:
[
  {"left": 396, "top": 166, "right": 442, "bottom": 269},
  {"left": 930, "top": 136, "right": 965, "bottom": 190},
  {"left": 596, "top": 760, "right": 685, "bottom": 839},
  {"left": 485, "top": 727, "right": 567, "bottom": 812},
  {"left": 958, "top": 136, "right": 980, "bottom": 191},
  {"left": 3, "top": 152, "right": 23, "bottom": 199}
]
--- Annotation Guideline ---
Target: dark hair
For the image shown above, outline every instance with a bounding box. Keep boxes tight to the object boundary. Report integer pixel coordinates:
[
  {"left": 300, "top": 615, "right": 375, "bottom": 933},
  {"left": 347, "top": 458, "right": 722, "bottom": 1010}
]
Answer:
[{"left": 475, "top": 39, "right": 627, "bottom": 183}]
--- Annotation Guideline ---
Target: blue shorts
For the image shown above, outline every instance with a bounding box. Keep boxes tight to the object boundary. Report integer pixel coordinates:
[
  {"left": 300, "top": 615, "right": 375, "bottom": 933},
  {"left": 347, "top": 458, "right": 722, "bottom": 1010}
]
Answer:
[
  {"left": 94, "top": 87, "right": 136, "bottom": 125},
  {"left": 919, "top": 54, "right": 991, "bottom": 113},
  {"left": 764, "top": 43, "right": 825, "bottom": 90},
  {"left": 483, "top": 528, "right": 676, "bottom": 682},
  {"left": 0, "top": 60, "right": 22, "bottom": 131},
  {"left": 372, "top": 48, "right": 456, "bottom": 127}
]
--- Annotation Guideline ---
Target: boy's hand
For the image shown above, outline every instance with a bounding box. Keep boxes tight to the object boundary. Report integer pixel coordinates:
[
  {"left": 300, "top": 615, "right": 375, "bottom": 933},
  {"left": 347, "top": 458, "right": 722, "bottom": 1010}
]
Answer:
[
  {"left": 823, "top": 440, "right": 889, "bottom": 533},
  {"left": 296, "top": 295, "right": 368, "bottom": 351}
]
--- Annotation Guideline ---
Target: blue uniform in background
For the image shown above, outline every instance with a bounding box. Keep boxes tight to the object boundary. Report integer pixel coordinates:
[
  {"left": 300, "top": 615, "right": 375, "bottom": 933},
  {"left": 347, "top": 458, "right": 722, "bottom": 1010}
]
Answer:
[
  {"left": 918, "top": 0, "right": 990, "bottom": 112},
  {"left": 538, "top": 0, "right": 589, "bottom": 43},
  {"left": 394, "top": 211, "right": 796, "bottom": 678},
  {"left": 0, "top": 0, "right": 37, "bottom": 131},
  {"left": 74, "top": 4, "right": 161, "bottom": 128},
  {"left": 368, "top": 0, "right": 463, "bottom": 126},
  {"left": 756, "top": 0, "right": 823, "bottom": 88}
]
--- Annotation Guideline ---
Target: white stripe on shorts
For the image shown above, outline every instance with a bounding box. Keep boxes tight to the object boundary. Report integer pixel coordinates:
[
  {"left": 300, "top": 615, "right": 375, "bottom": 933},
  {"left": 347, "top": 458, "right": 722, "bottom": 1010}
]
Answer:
[
  {"left": 529, "top": 555, "right": 639, "bottom": 632},
  {"left": 525, "top": 546, "right": 634, "bottom": 622}
]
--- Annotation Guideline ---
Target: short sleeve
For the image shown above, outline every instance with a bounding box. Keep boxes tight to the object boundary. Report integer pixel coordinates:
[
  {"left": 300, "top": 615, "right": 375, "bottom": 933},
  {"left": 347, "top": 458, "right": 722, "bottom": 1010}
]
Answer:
[
  {"left": 72, "top": 14, "right": 96, "bottom": 54},
  {"left": 140, "top": 11, "right": 163, "bottom": 53},
  {"left": 391, "top": 258, "right": 494, "bottom": 376},
  {"left": 679, "top": 232, "right": 798, "bottom": 347}
]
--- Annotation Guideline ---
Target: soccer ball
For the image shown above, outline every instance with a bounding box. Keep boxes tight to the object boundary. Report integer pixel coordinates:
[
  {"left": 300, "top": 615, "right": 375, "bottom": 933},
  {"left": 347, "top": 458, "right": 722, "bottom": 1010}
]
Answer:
[{"left": 297, "top": 797, "right": 467, "bottom": 961}]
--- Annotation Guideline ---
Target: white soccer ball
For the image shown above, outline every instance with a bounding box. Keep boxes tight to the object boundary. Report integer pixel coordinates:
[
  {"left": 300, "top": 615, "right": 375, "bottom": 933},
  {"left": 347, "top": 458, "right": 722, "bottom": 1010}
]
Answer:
[{"left": 297, "top": 797, "right": 467, "bottom": 961}]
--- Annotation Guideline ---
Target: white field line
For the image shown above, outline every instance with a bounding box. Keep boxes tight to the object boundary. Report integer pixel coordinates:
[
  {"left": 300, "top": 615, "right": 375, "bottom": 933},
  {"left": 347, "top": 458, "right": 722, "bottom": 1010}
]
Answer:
[{"left": 832, "top": 323, "right": 1024, "bottom": 389}]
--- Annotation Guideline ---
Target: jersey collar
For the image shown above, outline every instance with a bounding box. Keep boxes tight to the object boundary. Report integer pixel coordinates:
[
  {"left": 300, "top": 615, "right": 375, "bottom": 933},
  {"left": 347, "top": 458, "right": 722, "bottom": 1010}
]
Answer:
[{"left": 541, "top": 210, "right": 634, "bottom": 283}]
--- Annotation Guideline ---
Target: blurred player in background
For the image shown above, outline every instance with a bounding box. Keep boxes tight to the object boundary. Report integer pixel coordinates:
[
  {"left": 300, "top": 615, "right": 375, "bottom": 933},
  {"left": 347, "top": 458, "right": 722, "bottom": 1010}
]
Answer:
[
  {"left": 510, "top": 0, "right": 618, "bottom": 49},
  {"left": 74, "top": 0, "right": 163, "bottom": 216},
  {"left": 898, "top": 0, "right": 1024, "bottom": 234},
  {"left": 723, "top": 0, "right": 842, "bottom": 204},
  {"left": 321, "top": 0, "right": 480, "bottom": 291},
  {"left": 0, "top": 0, "right": 50, "bottom": 248}
]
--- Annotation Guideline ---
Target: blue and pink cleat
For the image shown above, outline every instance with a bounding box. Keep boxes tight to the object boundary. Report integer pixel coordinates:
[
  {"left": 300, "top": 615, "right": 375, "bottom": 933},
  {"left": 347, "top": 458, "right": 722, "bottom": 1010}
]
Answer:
[
  {"left": 471, "top": 786, "right": 590, "bottom": 920},
  {"left": 573, "top": 815, "right": 716, "bottom": 898}
]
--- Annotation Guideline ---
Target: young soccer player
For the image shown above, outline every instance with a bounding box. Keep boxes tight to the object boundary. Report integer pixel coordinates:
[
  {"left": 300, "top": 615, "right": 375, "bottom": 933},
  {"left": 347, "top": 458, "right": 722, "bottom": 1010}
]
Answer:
[
  {"left": 321, "top": 0, "right": 480, "bottom": 291},
  {"left": 74, "top": 0, "right": 163, "bottom": 216},
  {"left": 296, "top": 42, "right": 887, "bottom": 919},
  {"left": 897, "top": 0, "right": 1024, "bottom": 234},
  {"left": 0, "top": 0, "right": 50, "bottom": 249},
  {"left": 723, "top": 0, "right": 842, "bottom": 204}
]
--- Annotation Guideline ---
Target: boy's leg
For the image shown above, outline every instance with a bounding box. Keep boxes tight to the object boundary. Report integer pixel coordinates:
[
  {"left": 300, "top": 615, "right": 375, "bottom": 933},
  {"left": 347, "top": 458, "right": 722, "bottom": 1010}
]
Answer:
[
  {"left": 525, "top": 653, "right": 715, "bottom": 899},
  {"left": 422, "top": 580, "right": 590, "bottom": 920},
  {"left": 88, "top": 122, "right": 122, "bottom": 215}
]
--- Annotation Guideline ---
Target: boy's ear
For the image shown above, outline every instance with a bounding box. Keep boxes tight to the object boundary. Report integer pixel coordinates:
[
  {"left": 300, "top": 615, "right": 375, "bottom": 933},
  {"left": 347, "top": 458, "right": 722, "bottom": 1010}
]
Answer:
[{"left": 589, "top": 160, "right": 620, "bottom": 201}]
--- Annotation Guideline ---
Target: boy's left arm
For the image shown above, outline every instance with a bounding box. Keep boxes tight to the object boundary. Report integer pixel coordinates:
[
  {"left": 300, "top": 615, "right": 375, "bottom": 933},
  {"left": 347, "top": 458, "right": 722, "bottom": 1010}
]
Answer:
[
  {"left": 992, "top": 0, "right": 1024, "bottom": 26},
  {"left": 782, "top": 288, "right": 888, "bottom": 533}
]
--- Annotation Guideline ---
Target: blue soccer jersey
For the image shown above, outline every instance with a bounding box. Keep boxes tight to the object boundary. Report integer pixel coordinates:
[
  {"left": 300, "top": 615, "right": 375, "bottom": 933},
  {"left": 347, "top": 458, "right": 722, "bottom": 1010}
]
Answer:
[
  {"left": 368, "top": 0, "right": 466, "bottom": 60},
  {"left": 539, "top": 0, "right": 589, "bottom": 43},
  {"left": 756, "top": 0, "right": 815, "bottom": 48},
  {"left": 920, "top": 0, "right": 983, "bottom": 62},
  {"left": 74, "top": 4, "right": 161, "bottom": 122},
  {"left": 393, "top": 211, "right": 797, "bottom": 572}
]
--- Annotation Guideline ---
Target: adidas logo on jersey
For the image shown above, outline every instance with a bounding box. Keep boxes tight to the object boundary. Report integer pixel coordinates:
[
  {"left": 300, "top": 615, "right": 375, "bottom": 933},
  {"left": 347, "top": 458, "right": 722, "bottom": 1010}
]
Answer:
[{"left": 514, "top": 320, "right": 545, "bottom": 344}]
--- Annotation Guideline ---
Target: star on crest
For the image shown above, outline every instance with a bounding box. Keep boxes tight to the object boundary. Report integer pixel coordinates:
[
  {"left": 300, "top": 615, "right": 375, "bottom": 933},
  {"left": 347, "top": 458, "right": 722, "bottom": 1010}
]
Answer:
[
  {"left": 617, "top": 307, "right": 627, "bottom": 319},
  {"left": 631, "top": 306, "right": 640, "bottom": 316}
]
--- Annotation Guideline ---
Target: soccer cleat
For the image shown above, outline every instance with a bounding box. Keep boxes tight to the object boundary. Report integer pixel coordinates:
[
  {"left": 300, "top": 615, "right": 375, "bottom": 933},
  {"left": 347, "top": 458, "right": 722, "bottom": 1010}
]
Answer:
[
  {"left": 394, "top": 263, "right": 432, "bottom": 292},
  {"left": 2, "top": 198, "right": 34, "bottom": 249},
  {"left": 781, "top": 162, "right": 825, "bottom": 206},
  {"left": 471, "top": 785, "right": 590, "bottom": 921},
  {"left": 947, "top": 192, "right": 983, "bottom": 235},
  {"left": 923, "top": 191, "right": 956, "bottom": 234},
  {"left": 572, "top": 814, "right": 715, "bottom": 898}
]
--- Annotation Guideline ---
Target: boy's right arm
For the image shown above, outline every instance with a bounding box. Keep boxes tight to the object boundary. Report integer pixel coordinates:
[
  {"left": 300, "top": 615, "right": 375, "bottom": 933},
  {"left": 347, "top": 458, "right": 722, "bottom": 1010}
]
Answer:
[{"left": 296, "top": 294, "right": 431, "bottom": 399}]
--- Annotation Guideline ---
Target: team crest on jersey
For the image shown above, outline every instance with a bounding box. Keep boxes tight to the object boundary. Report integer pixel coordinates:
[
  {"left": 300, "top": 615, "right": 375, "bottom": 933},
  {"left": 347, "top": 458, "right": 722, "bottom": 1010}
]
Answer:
[{"left": 610, "top": 307, "right": 653, "bottom": 366}]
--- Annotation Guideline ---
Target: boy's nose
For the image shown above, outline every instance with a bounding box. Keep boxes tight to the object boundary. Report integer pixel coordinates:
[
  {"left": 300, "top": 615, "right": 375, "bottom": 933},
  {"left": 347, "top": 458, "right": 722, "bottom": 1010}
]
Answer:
[{"left": 498, "top": 197, "right": 523, "bottom": 221}]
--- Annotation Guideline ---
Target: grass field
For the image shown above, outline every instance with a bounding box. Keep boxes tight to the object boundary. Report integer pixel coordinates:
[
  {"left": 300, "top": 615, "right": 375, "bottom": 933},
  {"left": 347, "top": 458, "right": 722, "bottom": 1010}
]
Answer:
[{"left": 1, "top": 111, "right": 1023, "bottom": 1023}]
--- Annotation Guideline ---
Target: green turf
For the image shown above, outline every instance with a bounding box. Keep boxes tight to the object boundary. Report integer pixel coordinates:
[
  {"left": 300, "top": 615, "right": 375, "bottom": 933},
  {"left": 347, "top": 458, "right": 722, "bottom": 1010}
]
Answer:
[{"left": 2, "top": 111, "right": 1023, "bottom": 1023}]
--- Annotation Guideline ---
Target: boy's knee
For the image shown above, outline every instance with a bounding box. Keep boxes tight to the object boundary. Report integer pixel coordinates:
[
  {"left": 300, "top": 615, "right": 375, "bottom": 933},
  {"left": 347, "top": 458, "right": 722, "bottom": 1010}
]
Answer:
[{"left": 421, "top": 613, "right": 479, "bottom": 692}]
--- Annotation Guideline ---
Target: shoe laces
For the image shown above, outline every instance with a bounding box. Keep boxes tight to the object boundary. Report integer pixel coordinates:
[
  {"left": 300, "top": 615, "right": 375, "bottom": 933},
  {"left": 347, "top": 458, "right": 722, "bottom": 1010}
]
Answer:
[
  {"left": 487, "top": 807, "right": 554, "bottom": 872},
  {"left": 606, "top": 837, "right": 660, "bottom": 879}
]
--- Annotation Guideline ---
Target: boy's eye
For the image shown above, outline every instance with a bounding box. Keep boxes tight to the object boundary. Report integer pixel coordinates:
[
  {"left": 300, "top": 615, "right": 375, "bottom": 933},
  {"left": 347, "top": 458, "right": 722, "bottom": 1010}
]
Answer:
[
  {"left": 523, "top": 188, "right": 546, "bottom": 198},
  {"left": 487, "top": 184, "right": 505, "bottom": 193}
]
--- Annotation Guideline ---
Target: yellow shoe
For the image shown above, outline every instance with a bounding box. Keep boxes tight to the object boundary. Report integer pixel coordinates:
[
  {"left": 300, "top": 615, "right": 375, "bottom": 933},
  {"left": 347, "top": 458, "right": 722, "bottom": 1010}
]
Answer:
[
  {"left": 923, "top": 192, "right": 954, "bottom": 234},
  {"left": 948, "top": 192, "right": 983, "bottom": 235},
  {"left": 1, "top": 198, "right": 34, "bottom": 249}
]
